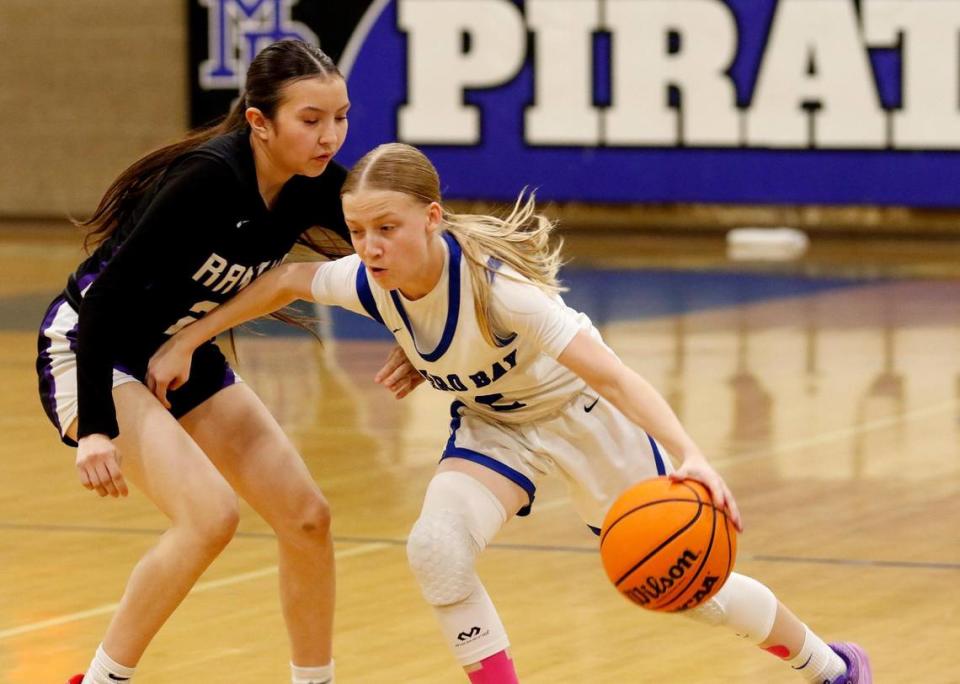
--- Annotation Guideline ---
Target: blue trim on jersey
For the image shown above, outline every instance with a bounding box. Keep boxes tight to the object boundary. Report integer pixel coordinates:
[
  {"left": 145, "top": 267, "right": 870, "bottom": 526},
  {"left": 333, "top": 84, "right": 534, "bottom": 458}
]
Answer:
[
  {"left": 648, "top": 435, "right": 667, "bottom": 476},
  {"left": 486, "top": 256, "right": 502, "bottom": 283},
  {"left": 390, "top": 231, "right": 462, "bottom": 362},
  {"left": 355, "top": 265, "right": 385, "bottom": 325},
  {"left": 484, "top": 256, "right": 517, "bottom": 347},
  {"left": 493, "top": 331, "right": 517, "bottom": 348},
  {"left": 441, "top": 449, "right": 535, "bottom": 517},
  {"left": 588, "top": 525, "right": 601, "bottom": 537},
  {"left": 443, "top": 400, "right": 536, "bottom": 517}
]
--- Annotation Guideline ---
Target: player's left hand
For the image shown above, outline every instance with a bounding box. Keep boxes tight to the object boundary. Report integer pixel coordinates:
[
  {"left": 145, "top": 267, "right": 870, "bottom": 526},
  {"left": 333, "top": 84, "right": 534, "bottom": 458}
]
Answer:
[
  {"left": 374, "top": 345, "right": 424, "bottom": 399},
  {"left": 670, "top": 455, "right": 743, "bottom": 532}
]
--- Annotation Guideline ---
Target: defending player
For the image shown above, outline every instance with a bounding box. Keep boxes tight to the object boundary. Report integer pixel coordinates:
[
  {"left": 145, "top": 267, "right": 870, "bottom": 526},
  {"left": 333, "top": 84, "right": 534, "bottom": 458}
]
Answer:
[
  {"left": 36, "top": 42, "right": 418, "bottom": 684},
  {"left": 147, "top": 142, "right": 872, "bottom": 684}
]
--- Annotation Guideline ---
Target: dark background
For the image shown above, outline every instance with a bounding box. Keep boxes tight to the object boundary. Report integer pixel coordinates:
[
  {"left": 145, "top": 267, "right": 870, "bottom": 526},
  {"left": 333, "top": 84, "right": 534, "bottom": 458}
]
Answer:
[{"left": 188, "top": 0, "right": 376, "bottom": 127}]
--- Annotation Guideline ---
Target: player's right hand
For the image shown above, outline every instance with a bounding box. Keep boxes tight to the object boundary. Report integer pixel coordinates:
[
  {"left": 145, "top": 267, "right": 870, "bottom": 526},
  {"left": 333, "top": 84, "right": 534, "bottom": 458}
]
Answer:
[
  {"left": 147, "top": 337, "right": 193, "bottom": 409},
  {"left": 670, "top": 454, "right": 743, "bottom": 533},
  {"left": 374, "top": 344, "right": 425, "bottom": 399},
  {"left": 76, "top": 433, "right": 128, "bottom": 498}
]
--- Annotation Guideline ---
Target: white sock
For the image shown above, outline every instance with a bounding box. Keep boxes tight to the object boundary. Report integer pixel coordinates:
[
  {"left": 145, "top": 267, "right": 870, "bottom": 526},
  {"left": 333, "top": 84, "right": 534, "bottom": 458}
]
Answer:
[
  {"left": 291, "top": 660, "right": 334, "bottom": 684},
  {"left": 788, "top": 626, "right": 845, "bottom": 683},
  {"left": 83, "top": 644, "right": 136, "bottom": 683}
]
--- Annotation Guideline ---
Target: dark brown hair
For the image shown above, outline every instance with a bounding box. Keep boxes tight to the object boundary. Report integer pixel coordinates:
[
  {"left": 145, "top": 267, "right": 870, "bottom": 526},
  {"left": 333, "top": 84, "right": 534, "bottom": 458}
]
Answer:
[{"left": 79, "top": 39, "right": 341, "bottom": 250}]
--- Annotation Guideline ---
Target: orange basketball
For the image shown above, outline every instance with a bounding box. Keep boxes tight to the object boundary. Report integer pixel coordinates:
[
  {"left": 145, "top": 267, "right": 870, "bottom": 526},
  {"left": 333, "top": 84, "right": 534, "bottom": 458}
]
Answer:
[{"left": 599, "top": 477, "right": 737, "bottom": 612}]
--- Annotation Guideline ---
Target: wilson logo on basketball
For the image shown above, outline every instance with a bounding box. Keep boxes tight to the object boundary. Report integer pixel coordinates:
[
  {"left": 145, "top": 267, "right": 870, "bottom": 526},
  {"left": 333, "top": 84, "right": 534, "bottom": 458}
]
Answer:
[
  {"left": 624, "top": 548, "right": 700, "bottom": 607},
  {"left": 679, "top": 574, "right": 722, "bottom": 611},
  {"left": 600, "top": 478, "right": 737, "bottom": 612}
]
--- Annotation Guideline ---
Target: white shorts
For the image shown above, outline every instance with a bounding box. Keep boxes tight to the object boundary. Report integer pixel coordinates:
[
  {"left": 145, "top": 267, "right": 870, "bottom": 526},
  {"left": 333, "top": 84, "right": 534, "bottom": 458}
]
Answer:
[{"left": 441, "top": 390, "right": 673, "bottom": 530}]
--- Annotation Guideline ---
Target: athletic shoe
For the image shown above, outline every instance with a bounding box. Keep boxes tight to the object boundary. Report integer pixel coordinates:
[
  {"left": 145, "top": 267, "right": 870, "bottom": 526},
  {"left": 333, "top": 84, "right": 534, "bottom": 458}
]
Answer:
[{"left": 829, "top": 642, "right": 873, "bottom": 684}]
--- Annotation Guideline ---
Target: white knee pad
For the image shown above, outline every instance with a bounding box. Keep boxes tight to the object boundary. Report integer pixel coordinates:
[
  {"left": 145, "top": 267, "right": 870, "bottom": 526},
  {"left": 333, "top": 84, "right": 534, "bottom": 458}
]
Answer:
[
  {"left": 406, "top": 471, "right": 507, "bottom": 606},
  {"left": 684, "top": 572, "right": 778, "bottom": 644}
]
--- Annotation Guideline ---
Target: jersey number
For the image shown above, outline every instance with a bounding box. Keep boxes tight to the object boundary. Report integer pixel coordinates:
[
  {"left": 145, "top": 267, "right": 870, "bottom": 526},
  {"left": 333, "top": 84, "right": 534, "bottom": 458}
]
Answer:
[
  {"left": 164, "top": 301, "right": 219, "bottom": 335},
  {"left": 474, "top": 393, "right": 526, "bottom": 412}
]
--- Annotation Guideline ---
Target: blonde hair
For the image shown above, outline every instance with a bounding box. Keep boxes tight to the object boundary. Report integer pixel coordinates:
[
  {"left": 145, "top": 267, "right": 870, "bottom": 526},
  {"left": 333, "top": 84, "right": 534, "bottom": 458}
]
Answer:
[{"left": 343, "top": 143, "right": 566, "bottom": 346}]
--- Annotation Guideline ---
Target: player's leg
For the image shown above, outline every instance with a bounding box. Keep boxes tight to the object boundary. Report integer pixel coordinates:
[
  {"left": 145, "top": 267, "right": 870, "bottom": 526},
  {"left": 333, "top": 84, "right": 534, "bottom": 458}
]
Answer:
[
  {"left": 551, "top": 394, "right": 871, "bottom": 683},
  {"left": 178, "top": 382, "right": 335, "bottom": 683},
  {"left": 409, "top": 460, "right": 526, "bottom": 683},
  {"left": 64, "top": 382, "right": 240, "bottom": 683},
  {"left": 687, "top": 577, "right": 872, "bottom": 683},
  {"left": 407, "top": 406, "right": 535, "bottom": 682}
]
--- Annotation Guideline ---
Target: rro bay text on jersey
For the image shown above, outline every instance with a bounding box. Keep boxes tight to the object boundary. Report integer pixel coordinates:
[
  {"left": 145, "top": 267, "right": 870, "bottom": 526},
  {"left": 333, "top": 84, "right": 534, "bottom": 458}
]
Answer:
[
  {"left": 418, "top": 348, "right": 527, "bottom": 412},
  {"left": 418, "top": 348, "right": 518, "bottom": 393},
  {"left": 398, "top": 0, "right": 960, "bottom": 149}
]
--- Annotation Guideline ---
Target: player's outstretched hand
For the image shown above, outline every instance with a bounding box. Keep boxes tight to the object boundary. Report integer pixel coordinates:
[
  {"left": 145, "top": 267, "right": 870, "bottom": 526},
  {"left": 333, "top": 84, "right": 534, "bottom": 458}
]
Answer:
[
  {"left": 670, "top": 455, "right": 743, "bottom": 532},
  {"left": 374, "top": 344, "right": 424, "bottom": 399},
  {"left": 76, "top": 433, "right": 128, "bottom": 498},
  {"left": 147, "top": 337, "right": 193, "bottom": 409}
]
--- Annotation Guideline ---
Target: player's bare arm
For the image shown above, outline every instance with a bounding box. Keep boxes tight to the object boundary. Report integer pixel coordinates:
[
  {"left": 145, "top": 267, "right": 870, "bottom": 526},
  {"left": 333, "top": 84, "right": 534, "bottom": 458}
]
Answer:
[
  {"left": 148, "top": 261, "right": 423, "bottom": 405},
  {"left": 557, "top": 328, "right": 741, "bottom": 530},
  {"left": 147, "top": 261, "right": 321, "bottom": 405}
]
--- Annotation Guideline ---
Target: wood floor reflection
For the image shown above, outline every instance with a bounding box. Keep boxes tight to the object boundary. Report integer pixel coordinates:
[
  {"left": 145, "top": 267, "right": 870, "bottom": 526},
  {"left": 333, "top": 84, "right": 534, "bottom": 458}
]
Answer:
[{"left": 1, "top": 225, "right": 957, "bottom": 682}]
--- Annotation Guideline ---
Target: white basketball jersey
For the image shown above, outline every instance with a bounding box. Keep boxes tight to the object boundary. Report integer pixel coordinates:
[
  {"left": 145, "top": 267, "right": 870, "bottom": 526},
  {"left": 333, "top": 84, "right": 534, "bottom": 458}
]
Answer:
[{"left": 311, "top": 232, "right": 603, "bottom": 424}]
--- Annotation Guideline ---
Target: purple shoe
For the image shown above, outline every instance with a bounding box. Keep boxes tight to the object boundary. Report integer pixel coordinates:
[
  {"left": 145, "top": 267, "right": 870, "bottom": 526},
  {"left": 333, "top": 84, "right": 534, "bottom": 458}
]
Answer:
[{"left": 828, "top": 642, "right": 873, "bottom": 684}]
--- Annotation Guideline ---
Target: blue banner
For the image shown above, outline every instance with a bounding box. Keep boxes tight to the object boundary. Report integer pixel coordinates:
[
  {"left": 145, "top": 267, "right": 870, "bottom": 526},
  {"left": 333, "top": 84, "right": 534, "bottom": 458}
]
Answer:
[
  {"left": 336, "top": 0, "right": 960, "bottom": 208},
  {"left": 189, "top": 0, "right": 960, "bottom": 207}
]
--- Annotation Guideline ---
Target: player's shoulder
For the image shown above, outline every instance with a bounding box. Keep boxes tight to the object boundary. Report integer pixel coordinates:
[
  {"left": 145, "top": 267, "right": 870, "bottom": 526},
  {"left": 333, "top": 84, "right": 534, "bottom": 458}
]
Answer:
[
  {"left": 311, "top": 253, "right": 365, "bottom": 300},
  {"left": 166, "top": 137, "right": 243, "bottom": 187},
  {"left": 485, "top": 257, "right": 556, "bottom": 315},
  {"left": 318, "top": 252, "right": 363, "bottom": 279},
  {"left": 168, "top": 127, "right": 261, "bottom": 188},
  {"left": 486, "top": 257, "right": 536, "bottom": 293}
]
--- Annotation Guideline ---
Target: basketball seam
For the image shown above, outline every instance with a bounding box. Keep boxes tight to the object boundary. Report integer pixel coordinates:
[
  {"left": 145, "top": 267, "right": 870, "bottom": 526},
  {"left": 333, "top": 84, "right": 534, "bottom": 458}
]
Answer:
[
  {"left": 721, "top": 509, "right": 734, "bottom": 588},
  {"left": 658, "top": 489, "right": 718, "bottom": 611},
  {"left": 600, "top": 497, "right": 708, "bottom": 548},
  {"left": 655, "top": 480, "right": 717, "bottom": 610},
  {"left": 603, "top": 481, "right": 734, "bottom": 607},
  {"left": 613, "top": 499, "right": 704, "bottom": 587}
]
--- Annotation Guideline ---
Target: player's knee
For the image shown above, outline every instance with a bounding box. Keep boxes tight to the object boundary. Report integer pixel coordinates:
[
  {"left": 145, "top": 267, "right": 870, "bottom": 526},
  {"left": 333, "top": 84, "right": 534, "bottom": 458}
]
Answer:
[
  {"left": 190, "top": 498, "right": 240, "bottom": 552},
  {"left": 406, "top": 509, "right": 478, "bottom": 606},
  {"left": 684, "top": 573, "right": 778, "bottom": 643},
  {"left": 280, "top": 490, "right": 332, "bottom": 547},
  {"left": 298, "top": 491, "right": 332, "bottom": 535}
]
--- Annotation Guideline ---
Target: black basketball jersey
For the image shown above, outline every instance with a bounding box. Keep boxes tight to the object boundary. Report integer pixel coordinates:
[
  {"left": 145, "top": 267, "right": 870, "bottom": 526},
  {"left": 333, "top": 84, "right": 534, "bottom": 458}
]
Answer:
[{"left": 67, "top": 127, "right": 349, "bottom": 439}]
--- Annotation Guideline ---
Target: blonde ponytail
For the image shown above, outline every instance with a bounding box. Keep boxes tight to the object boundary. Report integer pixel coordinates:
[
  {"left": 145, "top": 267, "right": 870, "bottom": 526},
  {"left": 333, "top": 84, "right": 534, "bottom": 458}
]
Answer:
[{"left": 443, "top": 191, "right": 565, "bottom": 346}]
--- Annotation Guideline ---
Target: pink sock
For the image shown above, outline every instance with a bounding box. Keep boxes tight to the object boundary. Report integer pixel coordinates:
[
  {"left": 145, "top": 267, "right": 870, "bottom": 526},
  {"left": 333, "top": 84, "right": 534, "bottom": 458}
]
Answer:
[{"left": 466, "top": 650, "right": 519, "bottom": 684}]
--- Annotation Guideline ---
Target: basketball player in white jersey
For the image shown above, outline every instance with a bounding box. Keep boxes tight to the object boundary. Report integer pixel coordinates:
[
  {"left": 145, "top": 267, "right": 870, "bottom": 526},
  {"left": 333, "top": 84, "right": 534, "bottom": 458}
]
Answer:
[{"left": 147, "top": 143, "right": 872, "bottom": 684}]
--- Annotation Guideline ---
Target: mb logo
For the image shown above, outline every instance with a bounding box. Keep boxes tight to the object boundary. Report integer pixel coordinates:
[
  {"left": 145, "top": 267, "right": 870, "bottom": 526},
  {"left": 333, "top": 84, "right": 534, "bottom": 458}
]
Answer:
[
  {"left": 199, "top": 0, "right": 318, "bottom": 90},
  {"left": 457, "top": 626, "right": 482, "bottom": 641}
]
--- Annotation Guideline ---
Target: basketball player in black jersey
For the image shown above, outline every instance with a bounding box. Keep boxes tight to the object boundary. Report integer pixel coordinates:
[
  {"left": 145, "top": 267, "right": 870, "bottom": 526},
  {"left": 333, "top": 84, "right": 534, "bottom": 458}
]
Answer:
[{"left": 36, "top": 40, "right": 416, "bottom": 684}]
